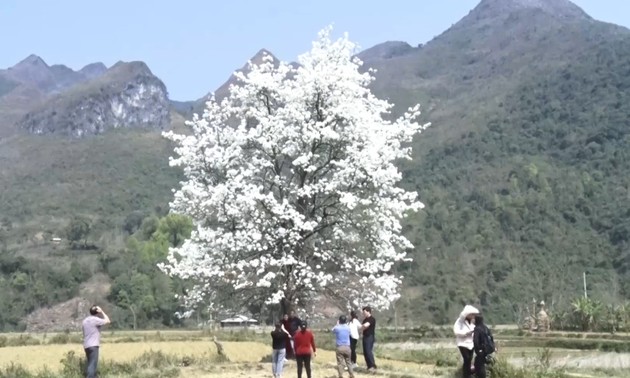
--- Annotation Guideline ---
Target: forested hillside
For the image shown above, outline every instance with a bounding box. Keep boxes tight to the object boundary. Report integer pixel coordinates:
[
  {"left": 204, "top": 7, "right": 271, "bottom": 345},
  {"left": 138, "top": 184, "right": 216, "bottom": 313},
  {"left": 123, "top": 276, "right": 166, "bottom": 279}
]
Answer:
[
  {"left": 1, "top": 0, "right": 629, "bottom": 329},
  {"left": 400, "top": 36, "right": 630, "bottom": 323}
]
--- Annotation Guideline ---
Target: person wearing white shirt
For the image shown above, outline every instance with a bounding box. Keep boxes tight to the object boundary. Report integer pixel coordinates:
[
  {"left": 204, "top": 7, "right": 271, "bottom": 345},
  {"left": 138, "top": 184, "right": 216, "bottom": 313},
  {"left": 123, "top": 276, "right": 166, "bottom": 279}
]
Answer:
[
  {"left": 453, "top": 305, "right": 479, "bottom": 378},
  {"left": 348, "top": 310, "right": 362, "bottom": 368}
]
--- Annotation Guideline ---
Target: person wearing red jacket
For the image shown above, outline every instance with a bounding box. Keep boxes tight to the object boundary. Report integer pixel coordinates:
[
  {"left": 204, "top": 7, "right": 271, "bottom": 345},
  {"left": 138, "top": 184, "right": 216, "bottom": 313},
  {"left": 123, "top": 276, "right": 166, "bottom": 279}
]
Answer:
[{"left": 293, "top": 320, "right": 316, "bottom": 378}]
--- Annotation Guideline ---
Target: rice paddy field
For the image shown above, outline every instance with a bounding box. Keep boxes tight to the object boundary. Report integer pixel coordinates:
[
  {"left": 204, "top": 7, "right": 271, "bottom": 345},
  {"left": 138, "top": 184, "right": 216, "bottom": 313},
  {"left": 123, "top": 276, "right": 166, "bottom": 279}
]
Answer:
[{"left": 0, "top": 328, "right": 628, "bottom": 377}]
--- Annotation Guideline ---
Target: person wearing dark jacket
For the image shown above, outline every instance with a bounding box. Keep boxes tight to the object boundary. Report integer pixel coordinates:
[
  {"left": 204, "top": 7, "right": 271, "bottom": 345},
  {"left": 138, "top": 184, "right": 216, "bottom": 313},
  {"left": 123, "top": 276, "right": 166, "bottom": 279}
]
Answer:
[
  {"left": 361, "top": 306, "right": 377, "bottom": 373},
  {"left": 271, "top": 322, "right": 289, "bottom": 378},
  {"left": 472, "top": 314, "right": 494, "bottom": 378},
  {"left": 284, "top": 311, "right": 301, "bottom": 359}
]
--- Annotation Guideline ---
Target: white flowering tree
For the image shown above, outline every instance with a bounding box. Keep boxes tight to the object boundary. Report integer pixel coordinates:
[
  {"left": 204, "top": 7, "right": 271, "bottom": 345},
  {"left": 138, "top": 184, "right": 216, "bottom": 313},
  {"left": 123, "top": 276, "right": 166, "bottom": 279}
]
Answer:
[{"left": 160, "top": 28, "right": 430, "bottom": 316}]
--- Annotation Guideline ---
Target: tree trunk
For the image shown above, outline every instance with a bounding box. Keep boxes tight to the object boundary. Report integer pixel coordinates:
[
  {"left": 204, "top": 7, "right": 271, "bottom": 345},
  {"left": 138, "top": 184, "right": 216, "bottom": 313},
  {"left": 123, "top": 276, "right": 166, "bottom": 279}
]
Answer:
[
  {"left": 393, "top": 301, "right": 399, "bottom": 333},
  {"left": 280, "top": 296, "right": 295, "bottom": 317},
  {"left": 130, "top": 306, "right": 137, "bottom": 330},
  {"left": 281, "top": 297, "right": 293, "bottom": 316}
]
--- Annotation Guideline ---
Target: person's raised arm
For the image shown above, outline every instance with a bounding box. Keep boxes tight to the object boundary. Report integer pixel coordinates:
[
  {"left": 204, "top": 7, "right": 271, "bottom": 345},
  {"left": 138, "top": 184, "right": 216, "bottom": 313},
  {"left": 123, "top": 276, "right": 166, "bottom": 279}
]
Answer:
[
  {"left": 331, "top": 320, "right": 339, "bottom": 332},
  {"left": 96, "top": 306, "right": 111, "bottom": 324}
]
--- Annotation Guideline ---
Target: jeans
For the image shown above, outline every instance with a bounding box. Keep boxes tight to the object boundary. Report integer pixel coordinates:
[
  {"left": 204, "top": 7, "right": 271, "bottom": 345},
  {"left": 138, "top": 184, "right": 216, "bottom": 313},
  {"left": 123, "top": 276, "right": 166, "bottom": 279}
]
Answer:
[
  {"left": 296, "top": 354, "right": 312, "bottom": 378},
  {"left": 336, "top": 345, "right": 354, "bottom": 378},
  {"left": 362, "top": 334, "right": 376, "bottom": 369},
  {"left": 271, "top": 348, "right": 286, "bottom": 376},
  {"left": 474, "top": 353, "right": 487, "bottom": 378},
  {"left": 85, "top": 346, "right": 99, "bottom": 378},
  {"left": 350, "top": 338, "right": 358, "bottom": 364},
  {"left": 458, "top": 347, "right": 473, "bottom": 378}
]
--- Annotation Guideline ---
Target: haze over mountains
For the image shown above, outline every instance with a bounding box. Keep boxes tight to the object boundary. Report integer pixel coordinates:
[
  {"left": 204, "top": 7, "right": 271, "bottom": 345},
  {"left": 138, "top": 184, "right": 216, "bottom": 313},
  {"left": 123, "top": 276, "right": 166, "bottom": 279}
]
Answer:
[
  {"left": 0, "top": 0, "right": 629, "bottom": 325},
  {"left": 0, "top": 54, "right": 106, "bottom": 95}
]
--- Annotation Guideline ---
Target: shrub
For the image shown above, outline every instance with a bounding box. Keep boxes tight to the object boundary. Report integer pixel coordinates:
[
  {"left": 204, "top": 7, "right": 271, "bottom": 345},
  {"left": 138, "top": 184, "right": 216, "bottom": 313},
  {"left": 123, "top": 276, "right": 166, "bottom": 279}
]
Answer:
[
  {"left": 48, "top": 332, "right": 81, "bottom": 345},
  {"left": 0, "top": 363, "right": 35, "bottom": 378},
  {"left": 6, "top": 334, "right": 40, "bottom": 347},
  {"left": 488, "top": 349, "right": 569, "bottom": 378}
]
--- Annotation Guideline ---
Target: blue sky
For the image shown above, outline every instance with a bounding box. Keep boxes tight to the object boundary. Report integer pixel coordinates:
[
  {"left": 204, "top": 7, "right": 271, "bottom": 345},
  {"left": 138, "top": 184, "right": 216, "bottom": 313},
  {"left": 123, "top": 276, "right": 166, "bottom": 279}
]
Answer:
[{"left": 1, "top": 1, "right": 629, "bottom": 101}]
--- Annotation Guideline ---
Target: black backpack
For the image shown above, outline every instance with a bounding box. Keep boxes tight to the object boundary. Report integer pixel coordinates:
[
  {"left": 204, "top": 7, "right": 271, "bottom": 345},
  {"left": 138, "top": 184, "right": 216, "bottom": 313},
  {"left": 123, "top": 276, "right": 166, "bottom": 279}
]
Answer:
[{"left": 483, "top": 328, "right": 496, "bottom": 355}]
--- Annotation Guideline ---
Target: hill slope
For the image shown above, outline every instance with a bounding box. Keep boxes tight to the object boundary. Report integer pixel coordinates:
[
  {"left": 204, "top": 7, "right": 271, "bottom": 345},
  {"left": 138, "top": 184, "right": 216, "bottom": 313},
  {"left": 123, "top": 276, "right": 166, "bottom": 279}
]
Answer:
[
  {"left": 375, "top": 0, "right": 630, "bottom": 322},
  {"left": 1, "top": 0, "right": 630, "bottom": 327}
]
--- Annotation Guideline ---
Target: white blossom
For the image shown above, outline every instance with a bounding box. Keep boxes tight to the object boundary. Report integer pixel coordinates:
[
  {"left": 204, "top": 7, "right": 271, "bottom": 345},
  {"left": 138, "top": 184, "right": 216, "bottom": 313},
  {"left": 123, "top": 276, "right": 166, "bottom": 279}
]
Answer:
[{"left": 160, "top": 27, "right": 430, "bottom": 314}]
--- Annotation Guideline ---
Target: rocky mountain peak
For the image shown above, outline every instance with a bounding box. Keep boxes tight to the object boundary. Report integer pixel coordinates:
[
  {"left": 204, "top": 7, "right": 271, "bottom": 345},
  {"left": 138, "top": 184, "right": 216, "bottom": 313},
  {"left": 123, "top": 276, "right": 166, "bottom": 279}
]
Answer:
[
  {"left": 79, "top": 62, "right": 107, "bottom": 79},
  {"left": 191, "top": 49, "right": 281, "bottom": 114},
  {"left": 1, "top": 55, "right": 108, "bottom": 95},
  {"left": 108, "top": 61, "right": 154, "bottom": 79},
  {"left": 18, "top": 59, "right": 170, "bottom": 137},
  {"left": 12, "top": 54, "right": 49, "bottom": 69},
  {"left": 5, "top": 54, "right": 55, "bottom": 92},
  {"left": 357, "top": 41, "right": 414, "bottom": 63},
  {"left": 473, "top": 0, "right": 590, "bottom": 21},
  {"left": 249, "top": 48, "right": 278, "bottom": 66}
]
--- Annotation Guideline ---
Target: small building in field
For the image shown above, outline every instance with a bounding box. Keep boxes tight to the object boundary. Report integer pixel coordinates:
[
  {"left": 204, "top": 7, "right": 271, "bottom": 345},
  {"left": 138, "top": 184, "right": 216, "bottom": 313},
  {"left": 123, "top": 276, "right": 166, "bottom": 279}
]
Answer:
[{"left": 219, "top": 315, "right": 258, "bottom": 328}]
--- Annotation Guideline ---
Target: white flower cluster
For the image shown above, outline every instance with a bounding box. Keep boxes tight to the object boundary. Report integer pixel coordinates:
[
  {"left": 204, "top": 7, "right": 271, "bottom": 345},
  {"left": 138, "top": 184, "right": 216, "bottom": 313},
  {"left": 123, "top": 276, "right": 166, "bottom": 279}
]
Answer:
[{"left": 161, "top": 27, "right": 430, "bottom": 315}]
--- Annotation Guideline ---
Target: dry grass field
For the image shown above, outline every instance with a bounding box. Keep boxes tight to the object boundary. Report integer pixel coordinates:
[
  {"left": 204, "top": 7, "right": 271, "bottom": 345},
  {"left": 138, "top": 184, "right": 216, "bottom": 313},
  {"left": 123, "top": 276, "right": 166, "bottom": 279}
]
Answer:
[
  {"left": 0, "top": 331, "right": 439, "bottom": 377},
  {"left": 0, "top": 330, "right": 629, "bottom": 377}
]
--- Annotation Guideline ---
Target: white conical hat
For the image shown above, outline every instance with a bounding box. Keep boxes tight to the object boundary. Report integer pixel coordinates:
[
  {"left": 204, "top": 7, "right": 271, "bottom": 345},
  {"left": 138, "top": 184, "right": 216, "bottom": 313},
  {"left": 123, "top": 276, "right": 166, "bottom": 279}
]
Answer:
[{"left": 459, "top": 305, "right": 480, "bottom": 319}]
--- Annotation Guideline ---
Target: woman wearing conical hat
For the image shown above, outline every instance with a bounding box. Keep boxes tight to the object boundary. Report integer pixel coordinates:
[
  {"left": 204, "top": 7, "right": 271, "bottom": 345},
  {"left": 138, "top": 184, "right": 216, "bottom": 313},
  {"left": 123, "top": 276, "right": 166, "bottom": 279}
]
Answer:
[{"left": 453, "top": 305, "right": 480, "bottom": 378}]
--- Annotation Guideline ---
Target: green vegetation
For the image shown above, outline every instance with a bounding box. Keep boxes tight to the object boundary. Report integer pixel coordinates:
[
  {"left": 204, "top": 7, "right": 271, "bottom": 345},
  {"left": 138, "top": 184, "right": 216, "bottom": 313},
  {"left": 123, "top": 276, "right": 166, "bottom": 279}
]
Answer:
[
  {"left": 1, "top": 1, "right": 630, "bottom": 332},
  {"left": 104, "top": 213, "right": 192, "bottom": 329},
  {"left": 0, "top": 252, "right": 82, "bottom": 330},
  {"left": 65, "top": 216, "right": 91, "bottom": 248},
  {"left": 0, "top": 129, "right": 180, "bottom": 233},
  {"left": 0, "top": 129, "right": 184, "bottom": 330},
  {"left": 0, "top": 211, "right": 193, "bottom": 331},
  {"left": 488, "top": 350, "right": 569, "bottom": 378},
  {"left": 398, "top": 36, "right": 630, "bottom": 324},
  {"left": 3, "top": 38, "right": 630, "bottom": 327}
]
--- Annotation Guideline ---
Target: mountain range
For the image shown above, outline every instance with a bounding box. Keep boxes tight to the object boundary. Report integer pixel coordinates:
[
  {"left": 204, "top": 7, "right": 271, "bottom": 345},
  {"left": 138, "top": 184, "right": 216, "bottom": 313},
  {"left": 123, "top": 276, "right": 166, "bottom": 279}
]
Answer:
[{"left": 1, "top": 0, "right": 629, "bottom": 325}]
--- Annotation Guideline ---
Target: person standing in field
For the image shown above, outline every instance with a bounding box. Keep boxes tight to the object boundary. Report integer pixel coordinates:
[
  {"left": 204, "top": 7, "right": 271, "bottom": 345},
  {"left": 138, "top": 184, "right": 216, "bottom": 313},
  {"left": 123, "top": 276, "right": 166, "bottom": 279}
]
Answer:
[
  {"left": 288, "top": 310, "right": 302, "bottom": 335},
  {"left": 348, "top": 310, "right": 362, "bottom": 368},
  {"left": 332, "top": 315, "right": 355, "bottom": 378},
  {"left": 285, "top": 310, "right": 301, "bottom": 359},
  {"left": 281, "top": 313, "right": 294, "bottom": 359},
  {"left": 361, "top": 306, "right": 377, "bottom": 373},
  {"left": 271, "top": 322, "right": 289, "bottom": 378},
  {"left": 453, "top": 305, "right": 479, "bottom": 378},
  {"left": 82, "top": 305, "right": 111, "bottom": 378},
  {"left": 293, "top": 320, "right": 316, "bottom": 378},
  {"left": 472, "top": 314, "right": 495, "bottom": 378}
]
